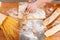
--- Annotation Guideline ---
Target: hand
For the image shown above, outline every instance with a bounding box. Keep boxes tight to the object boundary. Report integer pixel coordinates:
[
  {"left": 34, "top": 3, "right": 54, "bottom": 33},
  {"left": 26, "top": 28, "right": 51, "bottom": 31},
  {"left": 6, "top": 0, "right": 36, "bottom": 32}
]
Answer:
[{"left": 27, "top": 3, "right": 37, "bottom": 13}]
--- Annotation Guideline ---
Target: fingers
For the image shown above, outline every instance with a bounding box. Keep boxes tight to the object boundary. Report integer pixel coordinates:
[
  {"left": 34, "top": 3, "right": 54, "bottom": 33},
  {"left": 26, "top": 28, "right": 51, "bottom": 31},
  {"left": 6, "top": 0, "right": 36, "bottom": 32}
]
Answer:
[
  {"left": 28, "top": 7, "right": 34, "bottom": 13},
  {"left": 26, "top": 4, "right": 35, "bottom": 13}
]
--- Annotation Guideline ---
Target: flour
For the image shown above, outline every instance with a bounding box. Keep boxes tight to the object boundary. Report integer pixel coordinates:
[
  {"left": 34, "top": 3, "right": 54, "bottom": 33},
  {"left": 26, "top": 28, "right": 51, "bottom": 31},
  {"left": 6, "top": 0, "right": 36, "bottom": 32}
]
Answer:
[{"left": 18, "top": 4, "right": 46, "bottom": 40}]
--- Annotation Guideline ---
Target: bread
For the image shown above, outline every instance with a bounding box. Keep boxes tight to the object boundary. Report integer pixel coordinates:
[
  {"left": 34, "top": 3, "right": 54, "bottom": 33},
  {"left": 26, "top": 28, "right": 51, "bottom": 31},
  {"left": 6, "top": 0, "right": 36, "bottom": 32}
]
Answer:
[
  {"left": 43, "top": 8, "right": 60, "bottom": 26},
  {"left": 45, "top": 24, "right": 60, "bottom": 37}
]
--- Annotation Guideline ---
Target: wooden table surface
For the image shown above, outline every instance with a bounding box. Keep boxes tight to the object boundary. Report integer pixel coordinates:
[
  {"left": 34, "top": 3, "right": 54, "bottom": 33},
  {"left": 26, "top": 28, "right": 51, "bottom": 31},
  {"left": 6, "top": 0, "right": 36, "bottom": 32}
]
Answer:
[{"left": 0, "top": 2, "right": 18, "bottom": 15}]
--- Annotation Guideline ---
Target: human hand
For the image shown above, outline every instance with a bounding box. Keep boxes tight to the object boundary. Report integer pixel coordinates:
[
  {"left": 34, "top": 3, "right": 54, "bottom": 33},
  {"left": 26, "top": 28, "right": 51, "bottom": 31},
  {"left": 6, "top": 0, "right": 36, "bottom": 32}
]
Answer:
[{"left": 27, "top": 3, "right": 37, "bottom": 13}]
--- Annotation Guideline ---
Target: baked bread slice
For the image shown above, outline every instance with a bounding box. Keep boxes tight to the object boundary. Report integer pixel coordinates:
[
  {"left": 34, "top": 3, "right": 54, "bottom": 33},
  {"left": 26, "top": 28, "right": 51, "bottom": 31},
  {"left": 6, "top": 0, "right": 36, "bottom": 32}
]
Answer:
[
  {"left": 43, "top": 8, "right": 60, "bottom": 26},
  {"left": 45, "top": 24, "right": 60, "bottom": 37}
]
